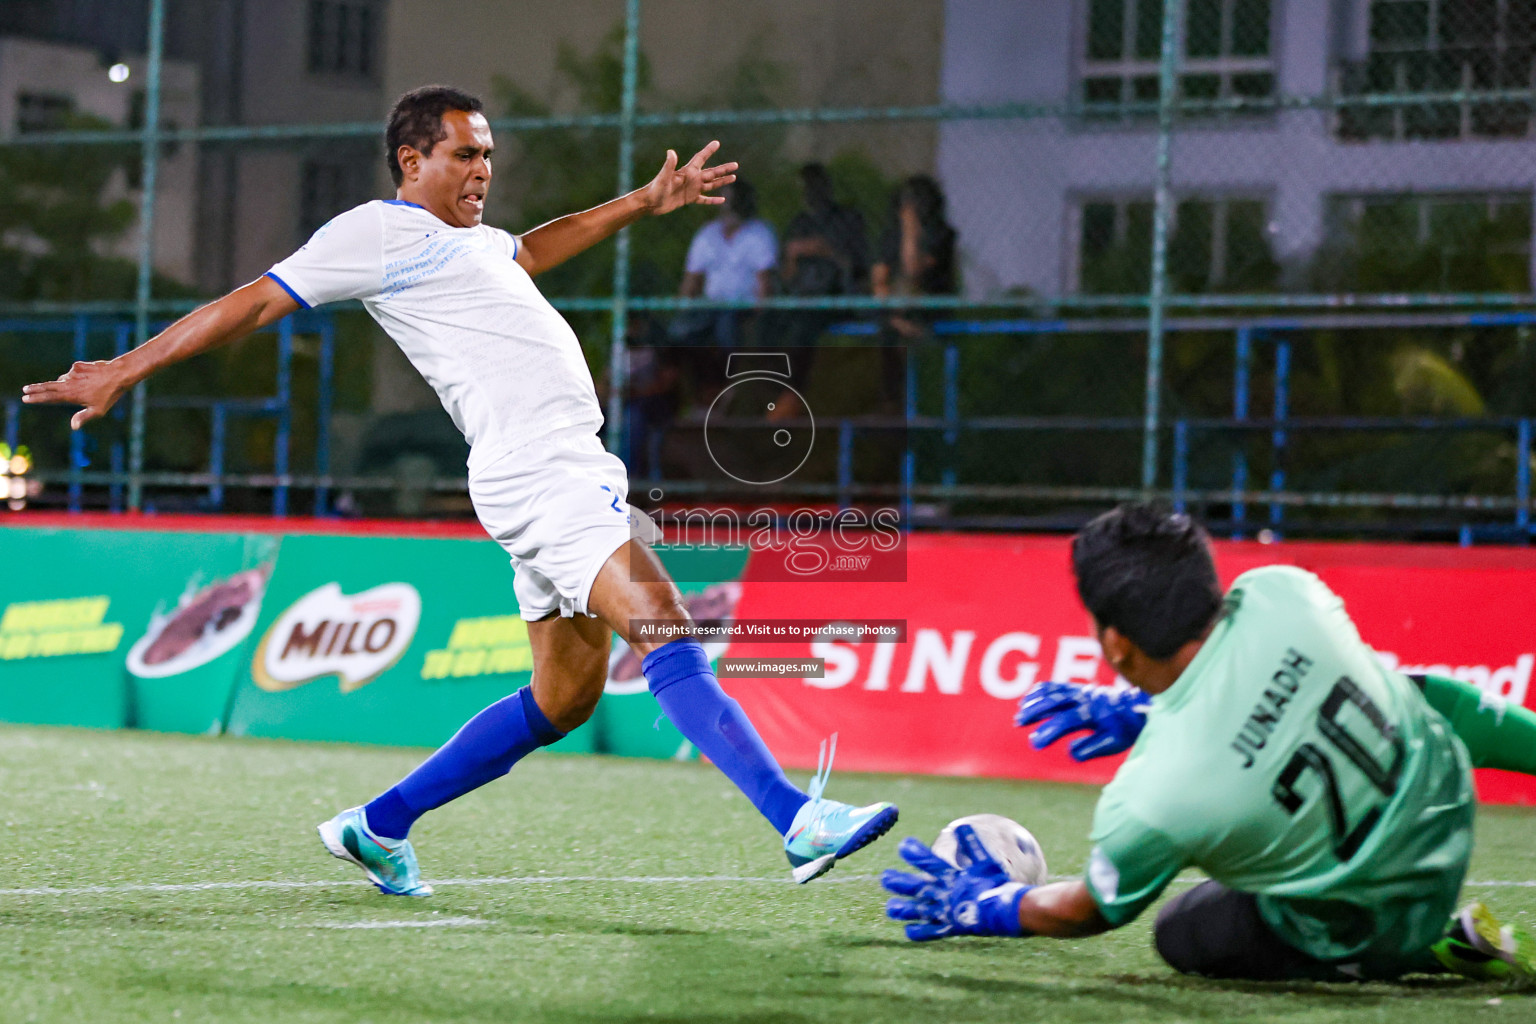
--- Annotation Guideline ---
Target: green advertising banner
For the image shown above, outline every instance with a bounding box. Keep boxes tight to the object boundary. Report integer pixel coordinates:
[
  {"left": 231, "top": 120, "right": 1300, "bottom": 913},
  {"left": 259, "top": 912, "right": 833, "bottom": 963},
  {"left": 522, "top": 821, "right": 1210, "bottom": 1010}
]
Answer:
[
  {"left": 597, "top": 546, "right": 749, "bottom": 760},
  {"left": 127, "top": 534, "right": 280, "bottom": 735},
  {"left": 222, "top": 533, "right": 596, "bottom": 752},
  {"left": 0, "top": 528, "right": 265, "bottom": 730},
  {"left": 0, "top": 523, "right": 748, "bottom": 758}
]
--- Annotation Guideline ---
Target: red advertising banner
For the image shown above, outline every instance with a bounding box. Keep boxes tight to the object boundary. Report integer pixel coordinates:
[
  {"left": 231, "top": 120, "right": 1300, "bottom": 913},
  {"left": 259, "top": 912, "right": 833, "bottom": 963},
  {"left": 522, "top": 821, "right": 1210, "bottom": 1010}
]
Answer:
[{"left": 719, "top": 534, "right": 1536, "bottom": 806}]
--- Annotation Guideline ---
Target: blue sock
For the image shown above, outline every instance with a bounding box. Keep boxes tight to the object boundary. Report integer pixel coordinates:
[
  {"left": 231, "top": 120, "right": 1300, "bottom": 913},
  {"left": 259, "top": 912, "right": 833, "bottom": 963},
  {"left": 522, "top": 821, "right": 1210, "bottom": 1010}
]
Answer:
[
  {"left": 363, "top": 686, "right": 564, "bottom": 840},
  {"left": 643, "top": 639, "right": 809, "bottom": 835}
]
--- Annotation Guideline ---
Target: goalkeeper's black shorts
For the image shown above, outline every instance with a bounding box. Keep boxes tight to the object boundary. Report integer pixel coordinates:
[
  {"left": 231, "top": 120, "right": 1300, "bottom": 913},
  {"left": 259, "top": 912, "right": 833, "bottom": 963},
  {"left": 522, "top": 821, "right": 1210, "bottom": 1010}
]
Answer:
[{"left": 1155, "top": 881, "right": 1441, "bottom": 982}]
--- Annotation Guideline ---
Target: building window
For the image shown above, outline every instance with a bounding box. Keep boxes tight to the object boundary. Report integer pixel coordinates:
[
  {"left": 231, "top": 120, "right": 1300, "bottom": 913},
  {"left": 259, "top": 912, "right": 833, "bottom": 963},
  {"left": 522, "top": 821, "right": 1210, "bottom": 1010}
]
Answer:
[
  {"left": 1078, "top": 194, "right": 1277, "bottom": 292},
  {"left": 1082, "top": 0, "right": 1275, "bottom": 117},
  {"left": 299, "top": 159, "right": 356, "bottom": 239},
  {"left": 1324, "top": 192, "right": 1533, "bottom": 290},
  {"left": 122, "top": 89, "right": 182, "bottom": 189},
  {"left": 16, "top": 92, "right": 74, "bottom": 133},
  {"left": 1079, "top": 197, "right": 1154, "bottom": 290},
  {"left": 307, "top": 0, "right": 378, "bottom": 78},
  {"left": 1339, "top": 0, "right": 1536, "bottom": 140}
]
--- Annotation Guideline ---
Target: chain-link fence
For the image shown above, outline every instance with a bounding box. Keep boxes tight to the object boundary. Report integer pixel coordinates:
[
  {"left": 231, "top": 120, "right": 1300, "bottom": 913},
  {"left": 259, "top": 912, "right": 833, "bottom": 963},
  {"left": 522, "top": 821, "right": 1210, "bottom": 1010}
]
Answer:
[{"left": 0, "top": 0, "right": 1532, "bottom": 539}]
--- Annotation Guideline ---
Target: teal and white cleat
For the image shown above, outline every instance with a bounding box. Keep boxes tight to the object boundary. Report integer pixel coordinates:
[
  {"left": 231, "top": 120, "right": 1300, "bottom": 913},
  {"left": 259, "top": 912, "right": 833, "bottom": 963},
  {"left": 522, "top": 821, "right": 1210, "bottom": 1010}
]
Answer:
[
  {"left": 317, "top": 806, "right": 433, "bottom": 897},
  {"left": 783, "top": 735, "right": 899, "bottom": 884}
]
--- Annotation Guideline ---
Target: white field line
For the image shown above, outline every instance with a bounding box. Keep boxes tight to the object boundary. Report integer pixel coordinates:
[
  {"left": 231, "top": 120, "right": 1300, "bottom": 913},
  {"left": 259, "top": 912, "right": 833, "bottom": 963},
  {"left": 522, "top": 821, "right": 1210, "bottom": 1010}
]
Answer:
[
  {"left": 0, "top": 873, "right": 879, "bottom": 898},
  {"left": 307, "top": 917, "right": 488, "bottom": 930},
  {"left": 0, "top": 873, "right": 1532, "bottom": 899}
]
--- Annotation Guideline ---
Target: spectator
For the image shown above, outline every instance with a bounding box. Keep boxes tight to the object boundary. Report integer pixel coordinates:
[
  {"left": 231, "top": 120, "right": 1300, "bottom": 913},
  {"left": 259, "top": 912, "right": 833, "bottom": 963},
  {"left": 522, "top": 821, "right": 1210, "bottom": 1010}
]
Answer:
[
  {"left": 620, "top": 310, "right": 681, "bottom": 480},
  {"left": 769, "top": 163, "right": 869, "bottom": 420},
  {"left": 871, "top": 174, "right": 957, "bottom": 404},
  {"left": 782, "top": 163, "right": 869, "bottom": 299},
  {"left": 676, "top": 178, "right": 776, "bottom": 350}
]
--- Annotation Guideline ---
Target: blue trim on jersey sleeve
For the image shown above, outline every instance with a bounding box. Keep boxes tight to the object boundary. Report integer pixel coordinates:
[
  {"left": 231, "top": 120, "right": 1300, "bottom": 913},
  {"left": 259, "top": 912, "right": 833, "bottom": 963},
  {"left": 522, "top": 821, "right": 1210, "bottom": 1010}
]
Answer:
[
  {"left": 264, "top": 271, "right": 311, "bottom": 309},
  {"left": 511, "top": 233, "right": 519, "bottom": 259},
  {"left": 383, "top": 199, "right": 426, "bottom": 210}
]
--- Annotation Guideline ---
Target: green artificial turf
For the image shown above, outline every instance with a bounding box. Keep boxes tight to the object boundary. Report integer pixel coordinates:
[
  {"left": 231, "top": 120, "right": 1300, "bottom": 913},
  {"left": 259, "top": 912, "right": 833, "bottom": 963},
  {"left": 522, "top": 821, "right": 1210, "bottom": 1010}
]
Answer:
[{"left": 0, "top": 723, "right": 1531, "bottom": 1023}]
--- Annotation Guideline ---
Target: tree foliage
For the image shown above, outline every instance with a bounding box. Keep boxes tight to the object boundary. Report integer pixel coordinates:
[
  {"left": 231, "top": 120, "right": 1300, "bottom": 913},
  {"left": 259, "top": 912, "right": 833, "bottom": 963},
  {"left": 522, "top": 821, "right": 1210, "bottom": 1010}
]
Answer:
[
  {"left": 0, "top": 112, "right": 168, "bottom": 303},
  {"left": 490, "top": 24, "right": 897, "bottom": 306}
]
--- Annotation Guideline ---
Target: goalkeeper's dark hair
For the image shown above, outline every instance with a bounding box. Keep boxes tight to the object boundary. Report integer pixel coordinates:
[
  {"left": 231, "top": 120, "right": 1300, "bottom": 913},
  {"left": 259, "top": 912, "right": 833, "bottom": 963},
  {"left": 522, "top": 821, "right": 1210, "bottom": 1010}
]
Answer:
[
  {"left": 386, "top": 85, "right": 484, "bottom": 186},
  {"left": 1071, "top": 502, "right": 1221, "bottom": 660}
]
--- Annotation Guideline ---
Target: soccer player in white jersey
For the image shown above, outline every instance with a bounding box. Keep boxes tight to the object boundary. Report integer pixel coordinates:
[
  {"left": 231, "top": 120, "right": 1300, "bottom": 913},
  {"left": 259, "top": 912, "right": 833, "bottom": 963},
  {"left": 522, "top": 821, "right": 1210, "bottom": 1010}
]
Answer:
[{"left": 23, "top": 86, "right": 897, "bottom": 894}]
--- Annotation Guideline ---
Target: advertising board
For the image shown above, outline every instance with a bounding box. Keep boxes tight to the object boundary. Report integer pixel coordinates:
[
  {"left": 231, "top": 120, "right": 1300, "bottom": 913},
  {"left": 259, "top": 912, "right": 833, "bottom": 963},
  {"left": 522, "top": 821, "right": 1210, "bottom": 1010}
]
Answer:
[
  {"left": 2, "top": 517, "right": 1532, "bottom": 804},
  {"left": 717, "top": 534, "right": 1536, "bottom": 805}
]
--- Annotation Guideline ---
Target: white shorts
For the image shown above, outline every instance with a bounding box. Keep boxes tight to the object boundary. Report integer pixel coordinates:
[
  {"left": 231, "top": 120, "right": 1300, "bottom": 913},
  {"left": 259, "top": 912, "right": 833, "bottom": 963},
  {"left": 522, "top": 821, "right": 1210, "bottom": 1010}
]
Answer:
[{"left": 470, "top": 430, "right": 655, "bottom": 622}]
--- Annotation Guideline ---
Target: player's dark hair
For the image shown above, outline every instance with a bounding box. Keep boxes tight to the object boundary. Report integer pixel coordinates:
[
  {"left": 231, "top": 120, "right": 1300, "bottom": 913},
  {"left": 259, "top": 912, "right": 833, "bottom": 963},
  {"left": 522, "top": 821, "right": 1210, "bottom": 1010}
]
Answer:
[
  {"left": 800, "top": 162, "right": 834, "bottom": 208},
  {"left": 386, "top": 85, "right": 485, "bottom": 186},
  {"left": 726, "top": 178, "right": 757, "bottom": 219},
  {"left": 1071, "top": 502, "right": 1222, "bottom": 660}
]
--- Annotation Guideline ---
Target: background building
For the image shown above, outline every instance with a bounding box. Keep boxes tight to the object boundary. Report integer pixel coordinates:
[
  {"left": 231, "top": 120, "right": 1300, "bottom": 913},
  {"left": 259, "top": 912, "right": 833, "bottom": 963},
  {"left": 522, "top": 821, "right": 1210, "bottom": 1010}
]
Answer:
[
  {"left": 939, "top": 0, "right": 1536, "bottom": 298},
  {"left": 0, "top": 0, "right": 1530, "bottom": 537},
  {"left": 0, "top": 0, "right": 387, "bottom": 293},
  {"left": 195, "top": 0, "right": 386, "bottom": 293},
  {"left": 0, "top": 36, "right": 201, "bottom": 282},
  {"left": 380, "top": 0, "right": 947, "bottom": 245}
]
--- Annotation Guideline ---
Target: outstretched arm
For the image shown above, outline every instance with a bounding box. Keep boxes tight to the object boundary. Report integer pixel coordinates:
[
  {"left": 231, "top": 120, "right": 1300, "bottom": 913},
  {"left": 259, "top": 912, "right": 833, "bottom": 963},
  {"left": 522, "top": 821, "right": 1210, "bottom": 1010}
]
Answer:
[
  {"left": 1018, "top": 880, "right": 1114, "bottom": 938},
  {"left": 1413, "top": 672, "right": 1536, "bottom": 775},
  {"left": 515, "top": 141, "right": 737, "bottom": 277},
  {"left": 21, "top": 275, "right": 298, "bottom": 429},
  {"left": 882, "top": 830, "right": 1115, "bottom": 942}
]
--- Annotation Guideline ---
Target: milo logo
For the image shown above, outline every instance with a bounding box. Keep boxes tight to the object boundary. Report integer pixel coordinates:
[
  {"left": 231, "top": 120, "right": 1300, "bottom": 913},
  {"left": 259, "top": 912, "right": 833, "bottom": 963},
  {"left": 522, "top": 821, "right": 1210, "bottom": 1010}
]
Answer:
[{"left": 252, "top": 582, "right": 421, "bottom": 693}]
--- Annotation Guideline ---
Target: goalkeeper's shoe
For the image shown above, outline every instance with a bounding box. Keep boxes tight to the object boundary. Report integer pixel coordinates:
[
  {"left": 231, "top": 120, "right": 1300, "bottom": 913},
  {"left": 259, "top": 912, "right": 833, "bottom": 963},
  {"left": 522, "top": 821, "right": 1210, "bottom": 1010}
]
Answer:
[
  {"left": 1431, "top": 902, "right": 1535, "bottom": 988},
  {"left": 783, "top": 735, "right": 898, "bottom": 884},
  {"left": 317, "top": 806, "right": 433, "bottom": 897}
]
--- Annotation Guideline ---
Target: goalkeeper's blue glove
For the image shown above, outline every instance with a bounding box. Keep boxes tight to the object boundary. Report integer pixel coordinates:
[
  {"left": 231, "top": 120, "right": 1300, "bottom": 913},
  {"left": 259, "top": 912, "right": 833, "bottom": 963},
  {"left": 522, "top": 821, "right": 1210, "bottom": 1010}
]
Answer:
[
  {"left": 881, "top": 824, "right": 1033, "bottom": 941},
  {"left": 1014, "top": 680, "right": 1151, "bottom": 761}
]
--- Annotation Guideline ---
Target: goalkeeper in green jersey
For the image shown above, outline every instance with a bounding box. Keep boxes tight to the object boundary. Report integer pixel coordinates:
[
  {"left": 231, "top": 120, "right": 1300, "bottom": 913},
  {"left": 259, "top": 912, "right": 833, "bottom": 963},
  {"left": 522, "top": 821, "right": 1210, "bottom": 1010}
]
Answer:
[{"left": 882, "top": 503, "right": 1536, "bottom": 985}]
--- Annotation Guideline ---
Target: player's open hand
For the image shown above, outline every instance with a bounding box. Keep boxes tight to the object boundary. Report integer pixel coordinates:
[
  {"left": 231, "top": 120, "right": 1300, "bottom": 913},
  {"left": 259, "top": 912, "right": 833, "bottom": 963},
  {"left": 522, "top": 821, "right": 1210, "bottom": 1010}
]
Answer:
[
  {"left": 641, "top": 140, "right": 738, "bottom": 217},
  {"left": 881, "top": 827, "right": 1029, "bottom": 941},
  {"left": 1016, "top": 681, "right": 1151, "bottom": 762},
  {"left": 21, "top": 360, "right": 131, "bottom": 430}
]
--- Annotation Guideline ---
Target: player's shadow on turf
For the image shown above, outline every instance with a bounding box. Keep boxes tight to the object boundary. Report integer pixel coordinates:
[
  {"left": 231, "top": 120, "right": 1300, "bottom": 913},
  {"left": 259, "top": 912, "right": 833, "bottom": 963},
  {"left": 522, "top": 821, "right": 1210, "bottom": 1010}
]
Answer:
[
  {"left": 826, "top": 935, "right": 920, "bottom": 950},
  {"left": 576, "top": 1015, "right": 818, "bottom": 1024},
  {"left": 533, "top": 915, "right": 715, "bottom": 938},
  {"left": 112, "top": 969, "right": 568, "bottom": 1024},
  {"left": 593, "top": 922, "right": 714, "bottom": 938},
  {"left": 1108, "top": 972, "right": 1488, "bottom": 1001},
  {"left": 914, "top": 970, "right": 1195, "bottom": 1013},
  {"left": 920, "top": 969, "right": 1491, "bottom": 1011}
]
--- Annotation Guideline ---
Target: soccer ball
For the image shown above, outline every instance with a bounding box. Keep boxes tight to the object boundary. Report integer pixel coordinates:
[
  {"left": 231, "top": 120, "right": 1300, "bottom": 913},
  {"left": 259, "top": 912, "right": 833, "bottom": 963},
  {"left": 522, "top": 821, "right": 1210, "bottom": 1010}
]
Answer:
[{"left": 930, "top": 813, "right": 1048, "bottom": 885}]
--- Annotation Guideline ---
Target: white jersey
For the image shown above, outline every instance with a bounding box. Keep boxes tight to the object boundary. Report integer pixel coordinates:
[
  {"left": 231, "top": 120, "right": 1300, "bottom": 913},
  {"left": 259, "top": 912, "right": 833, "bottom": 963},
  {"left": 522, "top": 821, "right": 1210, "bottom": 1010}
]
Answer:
[{"left": 265, "top": 199, "right": 603, "bottom": 477}]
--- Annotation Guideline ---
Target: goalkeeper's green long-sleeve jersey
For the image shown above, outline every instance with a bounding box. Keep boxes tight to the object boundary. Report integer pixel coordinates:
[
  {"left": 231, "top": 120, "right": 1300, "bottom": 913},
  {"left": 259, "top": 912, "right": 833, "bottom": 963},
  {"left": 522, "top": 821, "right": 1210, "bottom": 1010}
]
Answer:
[{"left": 1085, "top": 565, "right": 1474, "bottom": 962}]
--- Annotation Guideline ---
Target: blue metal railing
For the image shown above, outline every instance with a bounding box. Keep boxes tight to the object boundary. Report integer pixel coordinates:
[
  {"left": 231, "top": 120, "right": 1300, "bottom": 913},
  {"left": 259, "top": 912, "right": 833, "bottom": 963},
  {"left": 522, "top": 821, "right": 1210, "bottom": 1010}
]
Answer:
[
  {"left": 3, "top": 306, "right": 1532, "bottom": 542},
  {"left": 9, "top": 0, "right": 1536, "bottom": 508},
  {"left": 824, "top": 307, "right": 1536, "bottom": 542},
  {"left": 1, "top": 311, "right": 332, "bottom": 515}
]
